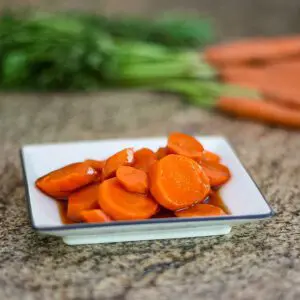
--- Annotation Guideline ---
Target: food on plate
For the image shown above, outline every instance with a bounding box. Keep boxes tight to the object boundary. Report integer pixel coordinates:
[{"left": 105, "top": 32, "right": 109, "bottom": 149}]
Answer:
[
  {"left": 133, "top": 148, "right": 157, "bottom": 172},
  {"left": 102, "top": 148, "right": 134, "bottom": 179},
  {"left": 35, "top": 162, "right": 98, "bottom": 199},
  {"left": 116, "top": 166, "right": 149, "bottom": 194},
  {"left": 35, "top": 132, "right": 231, "bottom": 224}
]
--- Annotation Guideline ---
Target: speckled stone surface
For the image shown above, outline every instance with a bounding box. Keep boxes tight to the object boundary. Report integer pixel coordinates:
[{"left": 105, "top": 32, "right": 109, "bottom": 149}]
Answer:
[{"left": 0, "top": 92, "right": 300, "bottom": 300}]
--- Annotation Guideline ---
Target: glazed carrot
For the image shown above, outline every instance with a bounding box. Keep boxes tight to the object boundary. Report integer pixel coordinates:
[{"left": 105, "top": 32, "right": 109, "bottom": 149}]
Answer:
[
  {"left": 205, "top": 36, "right": 300, "bottom": 67},
  {"left": 175, "top": 203, "right": 226, "bottom": 218},
  {"left": 217, "top": 97, "right": 300, "bottom": 128},
  {"left": 201, "top": 150, "right": 221, "bottom": 163},
  {"left": 133, "top": 148, "right": 157, "bottom": 173},
  {"left": 116, "top": 166, "right": 148, "bottom": 194},
  {"left": 81, "top": 209, "right": 111, "bottom": 223},
  {"left": 156, "top": 147, "right": 169, "bottom": 160},
  {"left": 219, "top": 66, "right": 266, "bottom": 89},
  {"left": 150, "top": 154, "right": 210, "bottom": 211},
  {"left": 67, "top": 183, "right": 99, "bottom": 222},
  {"left": 102, "top": 148, "right": 134, "bottom": 179},
  {"left": 199, "top": 160, "right": 231, "bottom": 187},
  {"left": 167, "top": 132, "right": 204, "bottom": 159},
  {"left": 84, "top": 159, "right": 105, "bottom": 171},
  {"left": 99, "top": 178, "right": 158, "bottom": 220},
  {"left": 35, "top": 163, "right": 98, "bottom": 199}
]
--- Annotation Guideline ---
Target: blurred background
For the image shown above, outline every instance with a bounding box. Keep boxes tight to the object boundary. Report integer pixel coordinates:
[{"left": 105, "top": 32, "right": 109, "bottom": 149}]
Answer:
[{"left": 2, "top": 0, "right": 300, "bottom": 38}]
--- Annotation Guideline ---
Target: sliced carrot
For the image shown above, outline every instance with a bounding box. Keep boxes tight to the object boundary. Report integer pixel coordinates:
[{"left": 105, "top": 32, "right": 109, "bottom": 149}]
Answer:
[
  {"left": 205, "top": 36, "right": 300, "bottom": 67},
  {"left": 67, "top": 183, "right": 100, "bottom": 222},
  {"left": 199, "top": 160, "right": 231, "bottom": 187},
  {"left": 84, "top": 159, "right": 105, "bottom": 171},
  {"left": 167, "top": 132, "right": 204, "bottom": 159},
  {"left": 156, "top": 147, "right": 169, "bottom": 160},
  {"left": 150, "top": 154, "right": 210, "bottom": 211},
  {"left": 116, "top": 166, "right": 148, "bottom": 194},
  {"left": 175, "top": 203, "right": 226, "bottom": 217},
  {"left": 133, "top": 148, "right": 157, "bottom": 173},
  {"left": 99, "top": 178, "right": 158, "bottom": 220},
  {"left": 201, "top": 150, "right": 221, "bottom": 163},
  {"left": 81, "top": 209, "right": 111, "bottom": 223},
  {"left": 35, "top": 162, "right": 98, "bottom": 199},
  {"left": 102, "top": 148, "right": 134, "bottom": 179}
]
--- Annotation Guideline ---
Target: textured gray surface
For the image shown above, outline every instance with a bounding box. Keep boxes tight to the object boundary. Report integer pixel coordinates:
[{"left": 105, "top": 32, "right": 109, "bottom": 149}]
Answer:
[{"left": 0, "top": 92, "right": 300, "bottom": 300}]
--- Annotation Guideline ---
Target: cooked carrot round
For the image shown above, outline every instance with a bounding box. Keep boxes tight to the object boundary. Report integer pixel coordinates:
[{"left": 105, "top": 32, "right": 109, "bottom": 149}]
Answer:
[
  {"left": 133, "top": 148, "right": 157, "bottom": 172},
  {"left": 67, "top": 183, "right": 100, "bottom": 222},
  {"left": 99, "top": 178, "right": 158, "bottom": 220},
  {"left": 201, "top": 150, "right": 221, "bottom": 163},
  {"left": 167, "top": 132, "right": 204, "bottom": 159},
  {"left": 156, "top": 147, "right": 169, "bottom": 160},
  {"left": 116, "top": 166, "right": 148, "bottom": 194},
  {"left": 35, "top": 162, "right": 98, "bottom": 199},
  {"left": 102, "top": 148, "right": 134, "bottom": 179},
  {"left": 81, "top": 209, "right": 111, "bottom": 223},
  {"left": 200, "top": 160, "right": 231, "bottom": 186},
  {"left": 84, "top": 159, "right": 105, "bottom": 171},
  {"left": 175, "top": 203, "right": 226, "bottom": 217},
  {"left": 150, "top": 154, "right": 210, "bottom": 211}
]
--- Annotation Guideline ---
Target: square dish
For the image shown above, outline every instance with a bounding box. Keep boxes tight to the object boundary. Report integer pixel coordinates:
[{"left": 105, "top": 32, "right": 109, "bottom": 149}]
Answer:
[{"left": 20, "top": 136, "right": 273, "bottom": 245}]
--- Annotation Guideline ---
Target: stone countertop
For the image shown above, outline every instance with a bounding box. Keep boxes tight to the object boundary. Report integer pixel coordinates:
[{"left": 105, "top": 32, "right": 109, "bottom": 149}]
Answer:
[{"left": 0, "top": 91, "right": 299, "bottom": 300}]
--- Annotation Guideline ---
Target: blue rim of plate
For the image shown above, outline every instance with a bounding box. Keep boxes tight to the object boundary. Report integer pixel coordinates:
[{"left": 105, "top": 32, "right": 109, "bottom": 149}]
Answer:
[{"left": 19, "top": 137, "right": 274, "bottom": 232}]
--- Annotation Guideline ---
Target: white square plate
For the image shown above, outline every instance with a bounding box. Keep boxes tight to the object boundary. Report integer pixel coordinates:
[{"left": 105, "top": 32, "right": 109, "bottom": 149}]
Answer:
[{"left": 20, "top": 136, "right": 273, "bottom": 245}]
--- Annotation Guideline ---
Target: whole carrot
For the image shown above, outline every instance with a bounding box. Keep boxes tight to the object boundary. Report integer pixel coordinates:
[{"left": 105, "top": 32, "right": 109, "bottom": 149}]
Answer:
[
  {"left": 217, "top": 97, "right": 300, "bottom": 128},
  {"left": 205, "top": 36, "right": 300, "bottom": 67}
]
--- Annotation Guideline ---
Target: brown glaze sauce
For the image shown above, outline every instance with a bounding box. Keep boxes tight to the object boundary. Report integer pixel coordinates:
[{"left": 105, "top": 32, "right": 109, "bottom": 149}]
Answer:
[{"left": 57, "top": 190, "right": 229, "bottom": 225}]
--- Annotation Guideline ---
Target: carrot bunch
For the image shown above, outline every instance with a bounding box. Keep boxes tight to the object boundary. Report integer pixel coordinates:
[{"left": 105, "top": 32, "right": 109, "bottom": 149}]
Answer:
[
  {"left": 202, "top": 36, "right": 300, "bottom": 128},
  {"left": 35, "top": 133, "right": 231, "bottom": 224}
]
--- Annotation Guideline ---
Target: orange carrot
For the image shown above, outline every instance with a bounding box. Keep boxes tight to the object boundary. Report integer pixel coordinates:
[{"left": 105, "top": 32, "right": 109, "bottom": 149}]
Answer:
[
  {"left": 116, "top": 166, "right": 148, "bottom": 194},
  {"left": 201, "top": 150, "right": 221, "bottom": 163},
  {"left": 84, "top": 159, "right": 105, "bottom": 171},
  {"left": 150, "top": 154, "right": 210, "bottom": 211},
  {"left": 35, "top": 163, "right": 98, "bottom": 199},
  {"left": 156, "top": 147, "right": 169, "bottom": 160},
  {"left": 99, "top": 178, "right": 158, "bottom": 220},
  {"left": 205, "top": 36, "right": 300, "bottom": 67},
  {"left": 167, "top": 132, "right": 204, "bottom": 159},
  {"left": 175, "top": 203, "right": 226, "bottom": 218},
  {"left": 133, "top": 148, "right": 157, "bottom": 173},
  {"left": 102, "top": 148, "right": 134, "bottom": 179},
  {"left": 199, "top": 160, "right": 231, "bottom": 187},
  {"left": 67, "top": 183, "right": 99, "bottom": 222},
  {"left": 217, "top": 97, "right": 300, "bottom": 128},
  {"left": 260, "top": 61, "right": 300, "bottom": 109},
  {"left": 219, "top": 66, "right": 266, "bottom": 89},
  {"left": 81, "top": 209, "right": 111, "bottom": 223}
]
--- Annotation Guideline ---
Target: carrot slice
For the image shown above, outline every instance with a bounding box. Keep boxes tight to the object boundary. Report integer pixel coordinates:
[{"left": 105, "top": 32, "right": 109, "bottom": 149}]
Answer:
[
  {"left": 156, "top": 147, "right": 169, "bottom": 160},
  {"left": 201, "top": 150, "right": 221, "bottom": 163},
  {"left": 150, "top": 154, "right": 210, "bottom": 211},
  {"left": 167, "top": 132, "right": 204, "bottom": 159},
  {"left": 102, "top": 148, "right": 134, "bottom": 179},
  {"left": 175, "top": 203, "right": 226, "bottom": 217},
  {"left": 133, "top": 148, "right": 157, "bottom": 172},
  {"left": 99, "top": 178, "right": 158, "bottom": 220},
  {"left": 67, "top": 183, "right": 100, "bottom": 222},
  {"left": 81, "top": 209, "right": 111, "bottom": 223},
  {"left": 35, "top": 163, "right": 98, "bottom": 199},
  {"left": 116, "top": 166, "right": 148, "bottom": 194},
  {"left": 84, "top": 159, "right": 105, "bottom": 171},
  {"left": 200, "top": 160, "right": 231, "bottom": 187}
]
